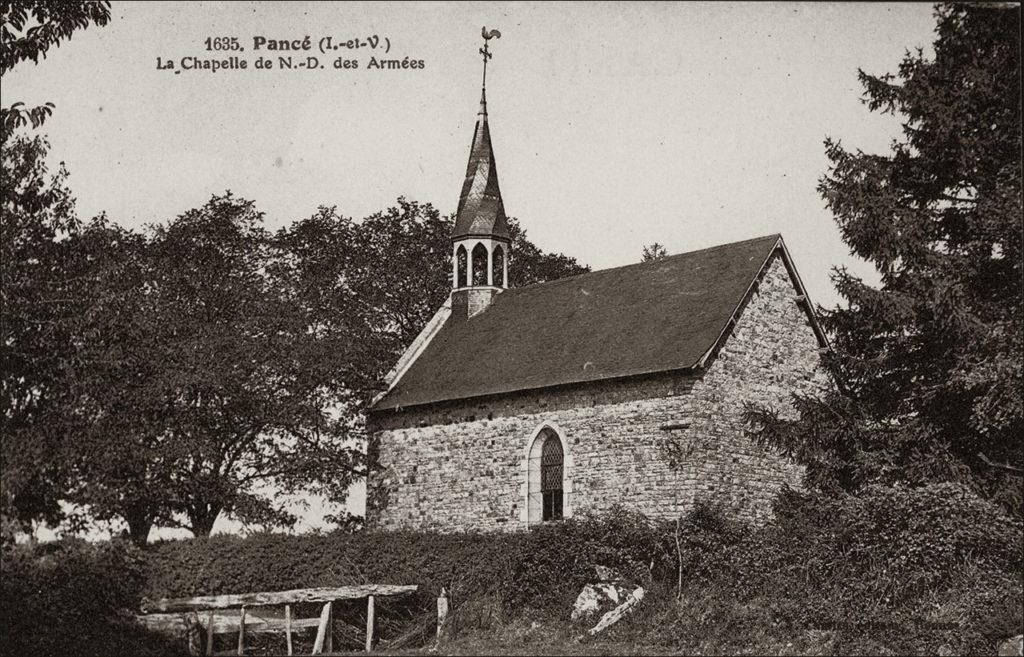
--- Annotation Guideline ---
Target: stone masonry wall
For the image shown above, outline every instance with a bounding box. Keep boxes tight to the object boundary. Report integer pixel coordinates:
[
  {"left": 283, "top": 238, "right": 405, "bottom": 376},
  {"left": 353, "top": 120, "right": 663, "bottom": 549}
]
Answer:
[{"left": 367, "top": 253, "right": 825, "bottom": 531}]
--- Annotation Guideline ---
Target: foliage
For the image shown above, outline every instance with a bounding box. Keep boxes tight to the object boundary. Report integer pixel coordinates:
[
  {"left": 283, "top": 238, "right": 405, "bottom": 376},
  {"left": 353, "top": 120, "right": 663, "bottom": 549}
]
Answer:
[
  {"left": 6, "top": 499, "right": 1019, "bottom": 655},
  {"left": 0, "top": 134, "right": 80, "bottom": 532},
  {"left": 641, "top": 242, "right": 668, "bottom": 262},
  {"left": 140, "top": 506, "right": 668, "bottom": 614},
  {"left": 505, "top": 215, "right": 590, "bottom": 288},
  {"left": 0, "top": 539, "right": 183, "bottom": 657},
  {"left": 747, "top": 3, "right": 1023, "bottom": 515},
  {"left": 1, "top": 1, "right": 112, "bottom": 137},
  {"left": 625, "top": 484, "right": 1023, "bottom": 656}
]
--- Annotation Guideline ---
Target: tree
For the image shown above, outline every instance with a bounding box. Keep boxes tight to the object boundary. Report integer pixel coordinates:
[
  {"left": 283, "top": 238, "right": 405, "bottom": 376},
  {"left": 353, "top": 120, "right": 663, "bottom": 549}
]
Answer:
[
  {"left": 748, "top": 4, "right": 1022, "bottom": 514},
  {"left": 0, "top": 134, "right": 81, "bottom": 535},
  {"left": 58, "top": 216, "right": 183, "bottom": 544},
  {"left": 642, "top": 242, "right": 668, "bottom": 262},
  {"left": 1, "top": 1, "right": 112, "bottom": 137},
  {"left": 131, "top": 194, "right": 372, "bottom": 538}
]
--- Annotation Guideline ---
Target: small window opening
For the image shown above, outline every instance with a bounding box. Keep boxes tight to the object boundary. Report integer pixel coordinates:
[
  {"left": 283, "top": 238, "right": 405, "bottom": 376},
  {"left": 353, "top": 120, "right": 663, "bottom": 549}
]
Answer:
[
  {"left": 492, "top": 245, "right": 506, "bottom": 288},
  {"left": 456, "top": 245, "right": 468, "bottom": 288},
  {"left": 471, "top": 243, "right": 488, "bottom": 286}
]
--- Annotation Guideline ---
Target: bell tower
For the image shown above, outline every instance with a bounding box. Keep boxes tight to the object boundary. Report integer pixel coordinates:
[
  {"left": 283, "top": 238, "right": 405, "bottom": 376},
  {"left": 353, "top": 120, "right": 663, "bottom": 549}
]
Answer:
[{"left": 451, "top": 27, "right": 510, "bottom": 320}]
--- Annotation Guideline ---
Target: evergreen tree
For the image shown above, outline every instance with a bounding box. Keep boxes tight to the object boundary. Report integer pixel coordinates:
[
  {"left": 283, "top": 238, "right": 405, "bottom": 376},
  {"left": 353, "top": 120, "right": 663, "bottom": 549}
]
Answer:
[{"left": 748, "top": 4, "right": 1022, "bottom": 514}]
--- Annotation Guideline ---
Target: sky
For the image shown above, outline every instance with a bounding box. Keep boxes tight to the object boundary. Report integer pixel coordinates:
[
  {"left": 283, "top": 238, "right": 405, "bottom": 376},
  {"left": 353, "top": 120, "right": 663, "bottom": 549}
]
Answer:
[{"left": 5, "top": 1, "right": 941, "bottom": 538}]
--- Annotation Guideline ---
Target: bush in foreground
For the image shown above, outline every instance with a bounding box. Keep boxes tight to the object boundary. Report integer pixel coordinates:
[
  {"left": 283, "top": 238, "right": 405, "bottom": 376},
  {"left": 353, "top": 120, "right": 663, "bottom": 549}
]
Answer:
[{"left": 0, "top": 539, "right": 183, "bottom": 657}]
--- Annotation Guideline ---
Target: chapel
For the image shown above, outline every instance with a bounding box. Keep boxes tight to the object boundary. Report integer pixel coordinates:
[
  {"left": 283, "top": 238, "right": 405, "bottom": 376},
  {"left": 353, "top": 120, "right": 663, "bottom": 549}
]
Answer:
[{"left": 365, "top": 41, "right": 828, "bottom": 531}]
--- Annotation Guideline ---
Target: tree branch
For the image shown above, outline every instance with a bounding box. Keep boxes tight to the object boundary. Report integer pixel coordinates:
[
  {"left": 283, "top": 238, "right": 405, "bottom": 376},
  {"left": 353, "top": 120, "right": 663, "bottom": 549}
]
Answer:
[{"left": 977, "top": 452, "right": 1024, "bottom": 474}]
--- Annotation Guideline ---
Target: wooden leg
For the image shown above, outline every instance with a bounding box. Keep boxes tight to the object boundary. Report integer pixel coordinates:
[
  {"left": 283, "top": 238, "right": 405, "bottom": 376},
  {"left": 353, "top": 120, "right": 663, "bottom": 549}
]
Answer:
[
  {"left": 237, "top": 605, "right": 246, "bottom": 655},
  {"left": 436, "top": 587, "right": 449, "bottom": 642},
  {"left": 184, "top": 612, "right": 202, "bottom": 656},
  {"left": 325, "top": 600, "right": 333, "bottom": 654},
  {"left": 312, "top": 601, "right": 332, "bottom": 654},
  {"left": 365, "top": 595, "right": 375, "bottom": 653},
  {"left": 284, "top": 604, "right": 293, "bottom": 656},
  {"left": 206, "top": 610, "right": 214, "bottom": 656}
]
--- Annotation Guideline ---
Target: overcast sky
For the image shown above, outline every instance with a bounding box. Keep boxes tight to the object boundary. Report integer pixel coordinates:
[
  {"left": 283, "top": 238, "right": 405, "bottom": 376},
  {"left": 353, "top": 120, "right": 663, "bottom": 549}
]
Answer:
[{"left": 6, "top": 1, "right": 940, "bottom": 536}]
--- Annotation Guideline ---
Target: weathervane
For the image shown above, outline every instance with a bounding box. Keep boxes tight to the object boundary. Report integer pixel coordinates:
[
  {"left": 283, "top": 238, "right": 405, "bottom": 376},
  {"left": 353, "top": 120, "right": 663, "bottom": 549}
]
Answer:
[{"left": 480, "top": 26, "right": 501, "bottom": 89}]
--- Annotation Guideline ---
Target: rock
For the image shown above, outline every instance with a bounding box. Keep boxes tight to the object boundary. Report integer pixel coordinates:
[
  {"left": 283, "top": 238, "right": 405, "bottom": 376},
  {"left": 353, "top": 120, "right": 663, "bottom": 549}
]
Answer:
[
  {"left": 998, "top": 635, "right": 1023, "bottom": 657},
  {"left": 570, "top": 582, "right": 631, "bottom": 623},
  {"left": 937, "top": 644, "right": 954, "bottom": 657},
  {"left": 586, "top": 587, "right": 645, "bottom": 637}
]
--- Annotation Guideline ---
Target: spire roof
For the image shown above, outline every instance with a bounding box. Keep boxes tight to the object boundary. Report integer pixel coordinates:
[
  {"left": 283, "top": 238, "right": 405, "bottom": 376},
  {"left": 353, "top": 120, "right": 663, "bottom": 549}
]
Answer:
[{"left": 452, "top": 87, "right": 510, "bottom": 241}]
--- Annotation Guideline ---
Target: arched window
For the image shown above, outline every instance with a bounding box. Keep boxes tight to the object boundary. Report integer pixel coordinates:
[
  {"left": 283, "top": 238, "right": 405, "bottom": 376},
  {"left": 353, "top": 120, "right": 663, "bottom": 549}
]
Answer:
[
  {"left": 456, "top": 245, "right": 468, "bottom": 288},
  {"left": 491, "top": 244, "right": 506, "bottom": 288},
  {"left": 527, "top": 427, "right": 566, "bottom": 523},
  {"left": 540, "top": 434, "right": 564, "bottom": 521},
  {"left": 471, "top": 243, "right": 488, "bottom": 286}
]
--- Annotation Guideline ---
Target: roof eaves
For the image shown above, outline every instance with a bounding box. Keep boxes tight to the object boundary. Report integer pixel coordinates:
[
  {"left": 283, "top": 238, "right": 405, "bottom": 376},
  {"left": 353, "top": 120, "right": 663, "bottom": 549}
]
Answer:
[{"left": 368, "top": 361, "right": 702, "bottom": 415}]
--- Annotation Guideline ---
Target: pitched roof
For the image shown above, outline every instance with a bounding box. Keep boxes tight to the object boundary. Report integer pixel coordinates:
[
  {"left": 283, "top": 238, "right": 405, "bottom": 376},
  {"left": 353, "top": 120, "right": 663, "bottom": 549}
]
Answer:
[
  {"left": 452, "top": 89, "right": 510, "bottom": 241},
  {"left": 372, "top": 234, "right": 819, "bottom": 412}
]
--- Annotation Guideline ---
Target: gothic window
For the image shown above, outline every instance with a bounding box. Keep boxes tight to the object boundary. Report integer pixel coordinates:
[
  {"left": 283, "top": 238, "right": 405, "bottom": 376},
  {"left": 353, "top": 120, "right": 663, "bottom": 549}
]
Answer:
[
  {"left": 540, "top": 434, "right": 563, "bottom": 521},
  {"left": 456, "top": 245, "right": 468, "bottom": 288},
  {"left": 492, "top": 244, "right": 506, "bottom": 288},
  {"left": 471, "top": 243, "right": 489, "bottom": 286},
  {"left": 527, "top": 427, "right": 566, "bottom": 523}
]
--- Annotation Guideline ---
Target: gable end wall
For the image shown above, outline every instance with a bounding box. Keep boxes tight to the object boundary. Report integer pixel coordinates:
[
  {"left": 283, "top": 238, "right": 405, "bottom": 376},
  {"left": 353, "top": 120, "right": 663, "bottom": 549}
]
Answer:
[{"left": 366, "top": 253, "right": 825, "bottom": 530}]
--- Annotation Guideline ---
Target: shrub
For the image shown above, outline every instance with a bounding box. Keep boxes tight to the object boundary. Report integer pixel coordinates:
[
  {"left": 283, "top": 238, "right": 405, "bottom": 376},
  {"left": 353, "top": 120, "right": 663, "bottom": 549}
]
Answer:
[
  {"left": 0, "top": 539, "right": 183, "bottom": 657},
  {"left": 640, "top": 483, "right": 1024, "bottom": 655}
]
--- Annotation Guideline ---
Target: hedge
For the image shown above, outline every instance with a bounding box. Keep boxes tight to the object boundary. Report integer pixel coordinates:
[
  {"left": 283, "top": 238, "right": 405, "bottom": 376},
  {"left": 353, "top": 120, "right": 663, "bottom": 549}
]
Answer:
[
  {"left": 0, "top": 539, "right": 184, "bottom": 657},
  {"left": 3, "top": 485, "right": 1021, "bottom": 655}
]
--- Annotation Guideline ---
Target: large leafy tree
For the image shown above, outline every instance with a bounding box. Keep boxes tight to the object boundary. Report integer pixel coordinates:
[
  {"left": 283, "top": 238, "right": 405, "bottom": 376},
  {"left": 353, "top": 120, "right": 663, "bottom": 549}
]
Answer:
[
  {"left": 126, "top": 194, "right": 366, "bottom": 538},
  {"left": 749, "top": 4, "right": 1022, "bottom": 514},
  {"left": 0, "top": 134, "right": 83, "bottom": 534}
]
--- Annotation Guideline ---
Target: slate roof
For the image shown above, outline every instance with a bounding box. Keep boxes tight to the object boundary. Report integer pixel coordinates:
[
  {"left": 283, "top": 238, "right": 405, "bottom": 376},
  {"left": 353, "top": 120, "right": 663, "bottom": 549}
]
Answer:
[
  {"left": 452, "top": 90, "right": 510, "bottom": 241},
  {"left": 371, "top": 234, "right": 817, "bottom": 412}
]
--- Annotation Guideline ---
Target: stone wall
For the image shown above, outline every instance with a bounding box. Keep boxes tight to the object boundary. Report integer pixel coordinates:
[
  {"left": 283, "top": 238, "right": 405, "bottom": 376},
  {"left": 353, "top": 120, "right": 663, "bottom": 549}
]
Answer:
[{"left": 367, "top": 252, "right": 826, "bottom": 531}]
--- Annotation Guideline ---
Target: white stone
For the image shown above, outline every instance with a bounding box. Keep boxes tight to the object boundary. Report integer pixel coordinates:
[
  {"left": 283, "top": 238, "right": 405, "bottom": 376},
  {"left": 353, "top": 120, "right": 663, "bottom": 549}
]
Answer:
[{"left": 570, "top": 583, "right": 630, "bottom": 623}]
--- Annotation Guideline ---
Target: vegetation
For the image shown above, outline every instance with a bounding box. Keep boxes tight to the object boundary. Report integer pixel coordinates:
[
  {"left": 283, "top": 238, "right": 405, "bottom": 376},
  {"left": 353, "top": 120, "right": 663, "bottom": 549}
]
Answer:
[
  {"left": 1, "top": 1, "right": 112, "bottom": 136},
  {"left": 747, "top": 3, "right": 1023, "bottom": 516},
  {"left": 3, "top": 496, "right": 1019, "bottom": 656},
  {"left": 641, "top": 242, "right": 668, "bottom": 262}
]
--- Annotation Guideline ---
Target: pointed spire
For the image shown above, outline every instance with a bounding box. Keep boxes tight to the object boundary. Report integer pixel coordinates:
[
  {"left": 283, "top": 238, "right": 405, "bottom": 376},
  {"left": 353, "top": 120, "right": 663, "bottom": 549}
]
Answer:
[{"left": 453, "top": 29, "right": 509, "bottom": 242}]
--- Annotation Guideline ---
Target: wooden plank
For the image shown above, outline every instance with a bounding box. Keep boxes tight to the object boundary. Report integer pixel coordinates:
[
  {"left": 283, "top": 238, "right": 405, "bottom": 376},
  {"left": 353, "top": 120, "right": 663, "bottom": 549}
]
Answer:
[
  {"left": 142, "top": 584, "right": 418, "bottom": 613},
  {"left": 365, "top": 594, "right": 375, "bottom": 653},
  {"left": 237, "top": 605, "right": 246, "bottom": 656},
  {"left": 312, "top": 601, "right": 332, "bottom": 654},
  {"left": 284, "top": 605, "right": 293, "bottom": 656},
  {"left": 138, "top": 613, "right": 321, "bottom": 635}
]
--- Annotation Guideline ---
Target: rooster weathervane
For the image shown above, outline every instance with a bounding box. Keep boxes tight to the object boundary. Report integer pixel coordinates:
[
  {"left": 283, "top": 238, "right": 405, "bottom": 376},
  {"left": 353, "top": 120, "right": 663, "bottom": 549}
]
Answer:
[{"left": 480, "top": 26, "right": 501, "bottom": 88}]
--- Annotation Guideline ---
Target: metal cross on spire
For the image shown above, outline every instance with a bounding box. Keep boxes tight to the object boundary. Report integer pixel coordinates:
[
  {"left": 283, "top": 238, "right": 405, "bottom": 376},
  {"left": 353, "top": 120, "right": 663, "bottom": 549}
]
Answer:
[{"left": 480, "top": 26, "right": 501, "bottom": 89}]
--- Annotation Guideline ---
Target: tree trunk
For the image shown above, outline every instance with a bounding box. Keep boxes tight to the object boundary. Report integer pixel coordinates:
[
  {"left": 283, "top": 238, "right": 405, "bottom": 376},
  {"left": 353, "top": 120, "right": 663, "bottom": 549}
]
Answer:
[
  {"left": 124, "top": 507, "right": 154, "bottom": 547},
  {"left": 189, "top": 504, "right": 221, "bottom": 538}
]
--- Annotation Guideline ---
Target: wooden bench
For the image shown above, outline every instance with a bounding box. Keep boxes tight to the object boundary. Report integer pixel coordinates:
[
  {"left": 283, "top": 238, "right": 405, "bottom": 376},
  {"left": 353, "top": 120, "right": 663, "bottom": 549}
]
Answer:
[{"left": 138, "top": 584, "right": 418, "bottom": 655}]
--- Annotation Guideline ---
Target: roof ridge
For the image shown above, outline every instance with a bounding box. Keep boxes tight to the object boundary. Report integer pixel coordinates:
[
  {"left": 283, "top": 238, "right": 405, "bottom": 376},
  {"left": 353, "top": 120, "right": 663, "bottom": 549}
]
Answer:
[{"left": 506, "top": 233, "right": 781, "bottom": 295}]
